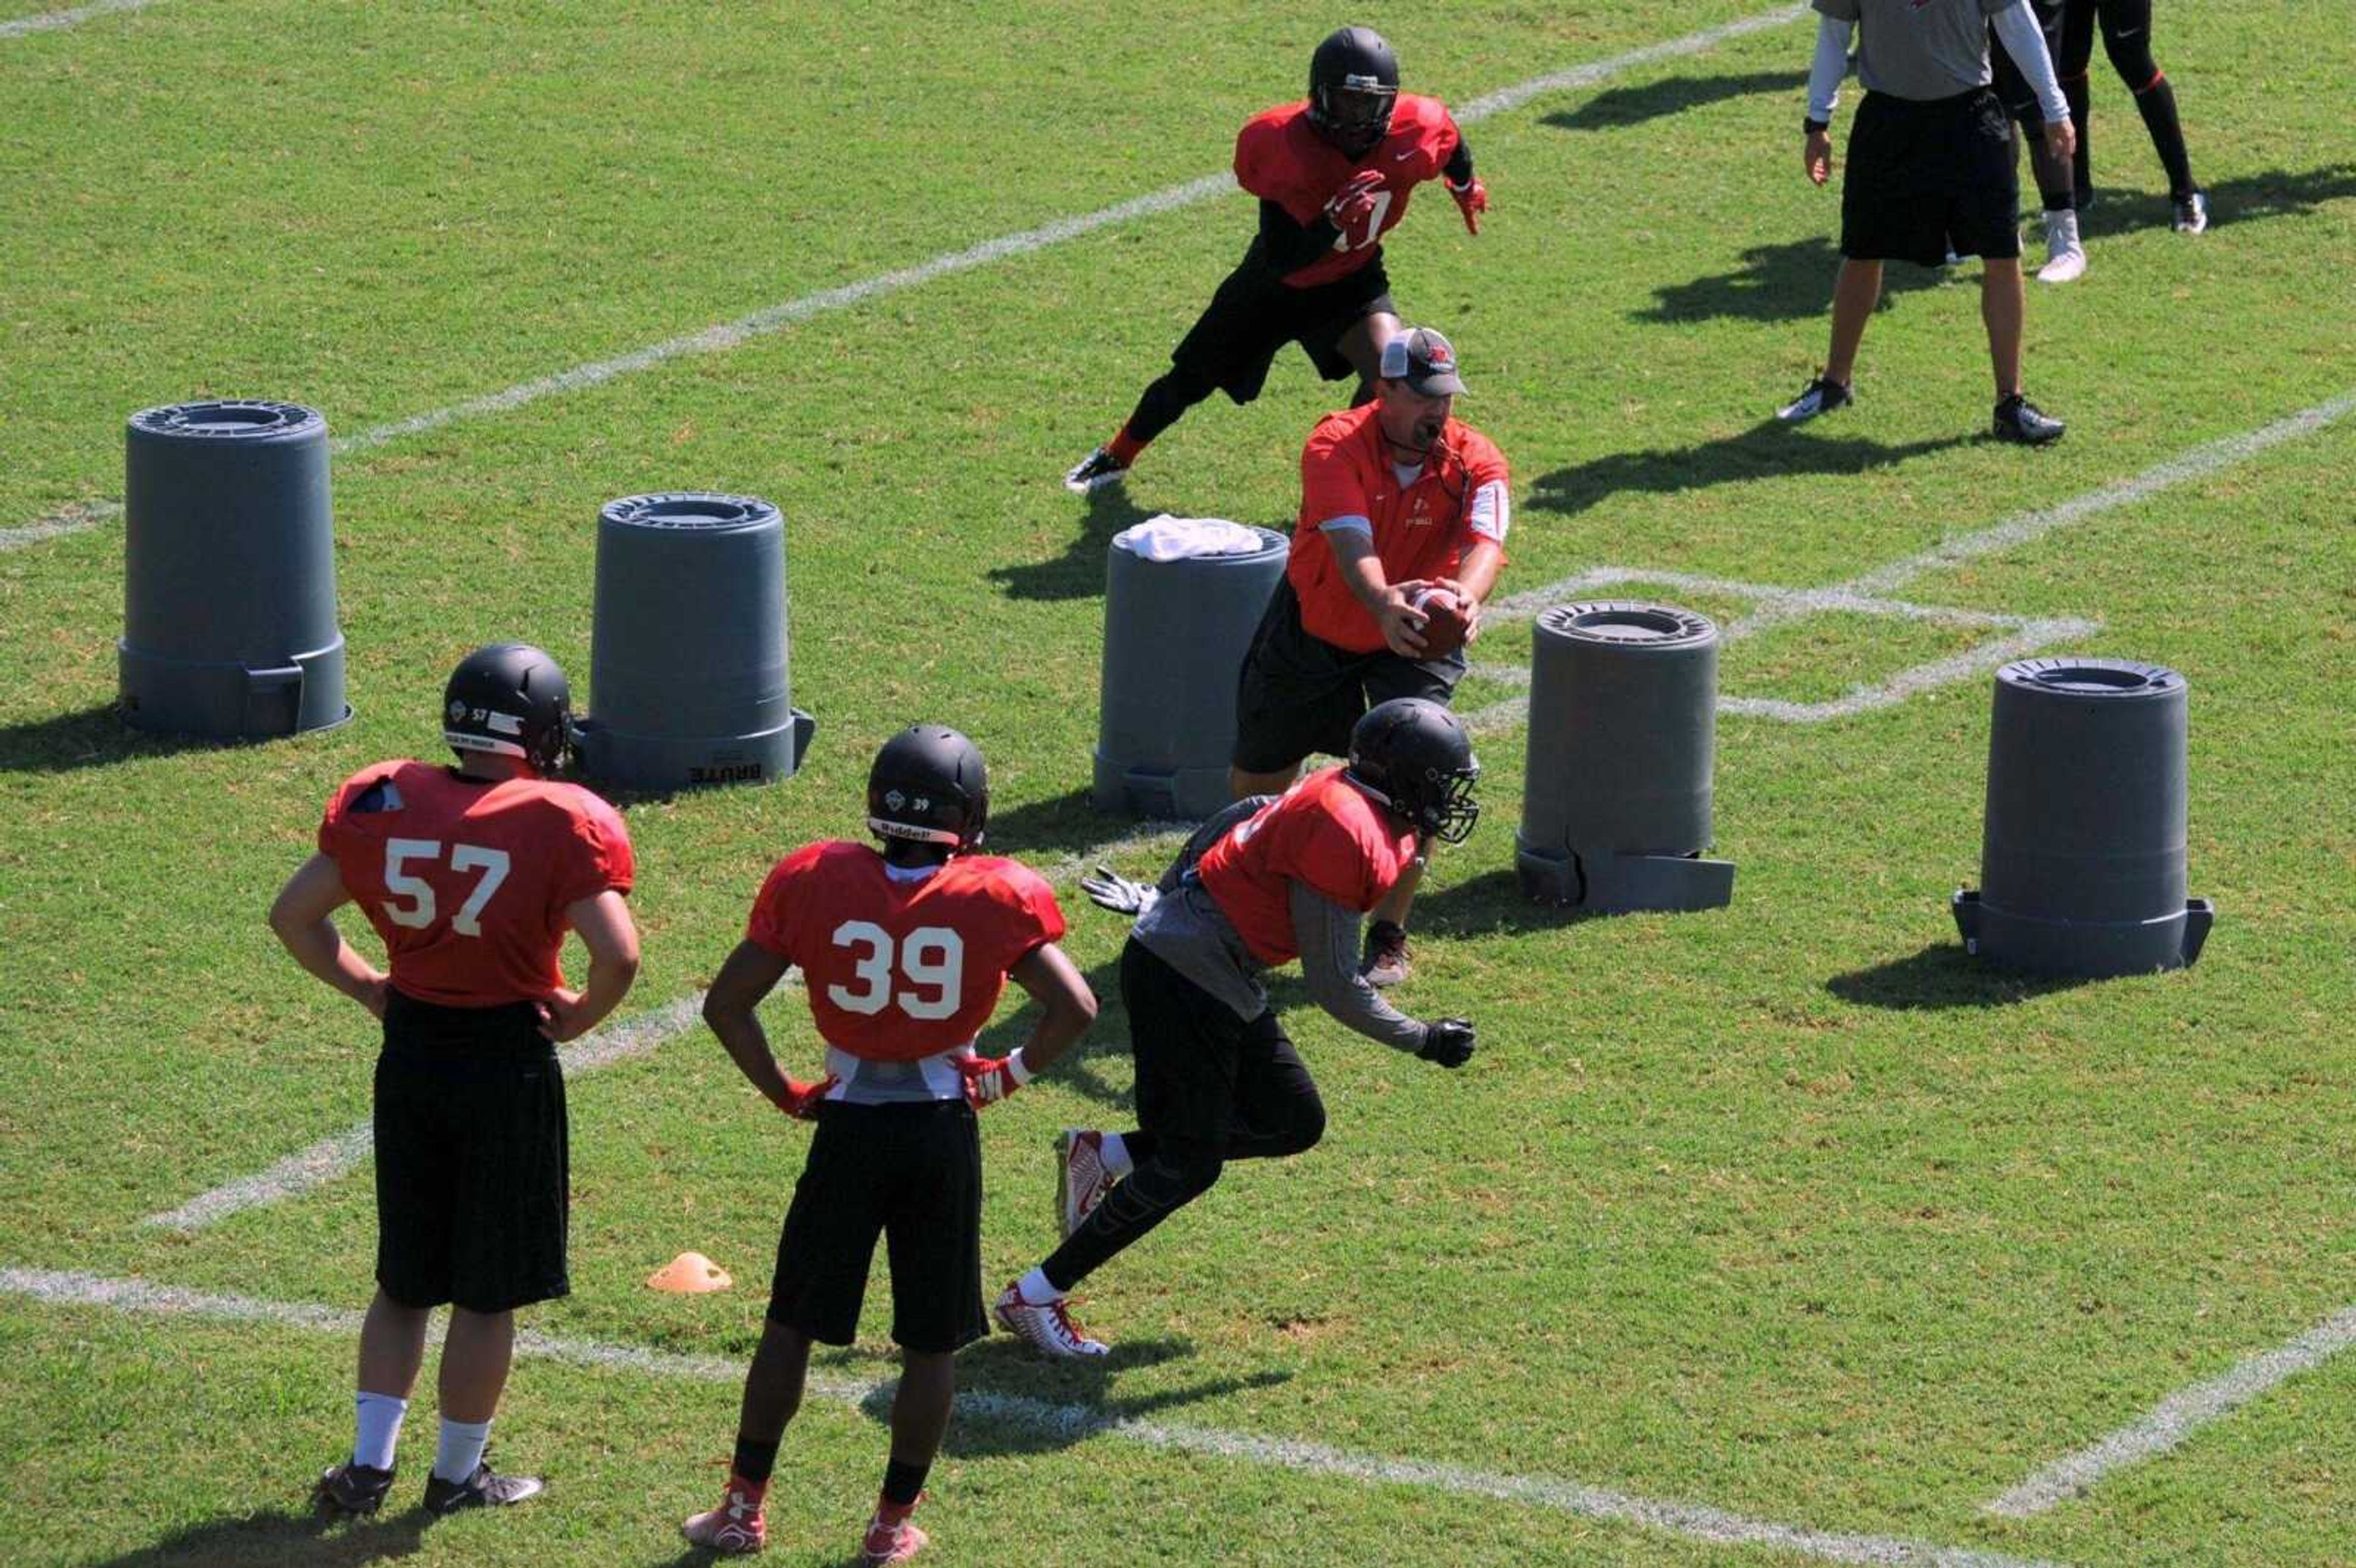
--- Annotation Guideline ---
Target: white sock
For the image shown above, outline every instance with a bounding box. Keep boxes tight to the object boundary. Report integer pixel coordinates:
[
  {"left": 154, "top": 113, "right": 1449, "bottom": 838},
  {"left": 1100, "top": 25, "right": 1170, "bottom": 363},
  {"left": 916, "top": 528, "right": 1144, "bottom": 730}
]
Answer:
[
  {"left": 2047, "top": 209, "right": 2081, "bottom": 252},
  {"left": 1098, "top": 1131, "right": 1134, "bottom": 1182},
  {"left": 352, "top": 1391, "right": 407, "bottom": 1471},
  {"left": 431, "top": 1416, "right": 493, "bottom": 1484},
  {"left": 1016, "top": 1266, "right": 1064, "bottom": 1304}
]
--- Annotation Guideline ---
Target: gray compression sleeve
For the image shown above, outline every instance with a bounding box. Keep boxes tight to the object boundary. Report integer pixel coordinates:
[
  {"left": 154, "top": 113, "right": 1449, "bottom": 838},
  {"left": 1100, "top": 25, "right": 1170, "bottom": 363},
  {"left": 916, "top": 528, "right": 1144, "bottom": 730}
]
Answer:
[
  {"left": 1808, "top": 13, "right": 1854, "bottom": 123},
  {"left": 1288, "top": 880, "right": 1428, "bottom": 1053},
  {"left": 1989, "top": 1, "right": 2070, "bottom": 123}
]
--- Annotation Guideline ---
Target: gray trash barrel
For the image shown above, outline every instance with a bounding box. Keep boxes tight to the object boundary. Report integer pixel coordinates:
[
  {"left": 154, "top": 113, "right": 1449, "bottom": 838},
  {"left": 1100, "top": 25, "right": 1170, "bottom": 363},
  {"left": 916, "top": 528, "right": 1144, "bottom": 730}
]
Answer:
[
  {"left": 118, "top": 400, "right": 350, "bottom": 739},
  {"left": 1516, "top": 602, "right": 1735, "bottom": 912},
  {"left": 1091, "top": 526, "right": 1288, "bottom": 820},
  {"left": 1952, "top": 657, "right": 2214, "bottom": 977},
  {"left": 574, "top": 493, "right": 814, "bottom": 791}
]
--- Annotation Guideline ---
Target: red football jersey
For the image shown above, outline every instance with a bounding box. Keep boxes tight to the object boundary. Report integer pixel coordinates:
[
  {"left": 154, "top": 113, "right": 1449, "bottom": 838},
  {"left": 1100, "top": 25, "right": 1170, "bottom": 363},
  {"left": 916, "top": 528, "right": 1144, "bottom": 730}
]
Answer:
[
  {"left": 1290, "top": 403, "right": 1511, "bottom": 653},
  {"left": 746, "top": 842, "right": 1068, "bottom": 1063},
  {"left": 1197, "top": 766, "right": 1417, "bottom": 967},
  {"left": 1233, "top": 93, "right": 1463, "bottom": 287},
  {"left": 318, "top": 761, "right": 636, "bottom": 1008}
]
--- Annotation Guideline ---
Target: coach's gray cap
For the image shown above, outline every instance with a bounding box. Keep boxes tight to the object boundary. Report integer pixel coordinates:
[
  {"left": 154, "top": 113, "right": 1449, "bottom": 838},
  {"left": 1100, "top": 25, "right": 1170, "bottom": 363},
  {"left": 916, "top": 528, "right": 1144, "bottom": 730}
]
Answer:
[{"left": 1379, "top": 327, "right": 1466, "bottom": 396}]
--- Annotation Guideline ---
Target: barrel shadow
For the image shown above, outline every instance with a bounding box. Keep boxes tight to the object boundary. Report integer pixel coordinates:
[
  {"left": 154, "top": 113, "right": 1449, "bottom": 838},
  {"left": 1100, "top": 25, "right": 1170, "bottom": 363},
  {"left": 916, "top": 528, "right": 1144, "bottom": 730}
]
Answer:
[
  {"left": 0, "top": 702, "right": 277, "bottom": 775},
  {"left": 1825, "top": 942, "right": 2095, "bottom": 1010},
  {"left": 987, "top": 488, "right": 1152, "bottom": 602},
  {"left": 1409, "top": 867, "right": 1606, "bottom": 939}
]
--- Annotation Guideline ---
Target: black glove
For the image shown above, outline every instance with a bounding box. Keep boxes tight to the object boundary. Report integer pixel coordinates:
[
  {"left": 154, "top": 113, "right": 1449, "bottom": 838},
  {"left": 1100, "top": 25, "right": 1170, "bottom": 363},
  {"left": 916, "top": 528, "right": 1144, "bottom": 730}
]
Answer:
[
  {"left": 1079, "top": 864, "right": 1158, "bottom": 918},
  {"left": 1417, "top": 1018, "right": 1476, "bottom": 1069}
]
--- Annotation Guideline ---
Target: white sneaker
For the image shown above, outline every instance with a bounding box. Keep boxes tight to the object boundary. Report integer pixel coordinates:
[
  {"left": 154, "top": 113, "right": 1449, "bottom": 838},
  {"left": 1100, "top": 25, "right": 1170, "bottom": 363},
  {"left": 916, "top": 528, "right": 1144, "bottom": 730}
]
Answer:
[
  {"left": 2038, "top": 211, "right": 2087, "bottom": 283},
  {"left": 1056, "top": 1130, "right": 1112, "bottom": 1240},
  {"left": 993, "top": 1281, "right": 1109, "bottom": 1358}
]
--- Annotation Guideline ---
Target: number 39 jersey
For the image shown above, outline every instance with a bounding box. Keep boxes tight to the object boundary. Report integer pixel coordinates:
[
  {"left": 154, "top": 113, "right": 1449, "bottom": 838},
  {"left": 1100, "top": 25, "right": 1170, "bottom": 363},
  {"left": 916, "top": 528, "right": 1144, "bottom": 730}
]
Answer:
[
  {"left": 745, "top": 841, "right": 1067, "bottom": 1063},
  {"left": 318, "top": 760, "right": 636, "bottom": 1008}
]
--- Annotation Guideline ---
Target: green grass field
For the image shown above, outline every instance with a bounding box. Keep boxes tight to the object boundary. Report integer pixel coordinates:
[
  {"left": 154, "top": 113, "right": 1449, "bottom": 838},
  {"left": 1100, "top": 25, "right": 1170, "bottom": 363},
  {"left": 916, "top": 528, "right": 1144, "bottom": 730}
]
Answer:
[{"left": 4, "top": 2, "right": 2354, "bottom": 1564}]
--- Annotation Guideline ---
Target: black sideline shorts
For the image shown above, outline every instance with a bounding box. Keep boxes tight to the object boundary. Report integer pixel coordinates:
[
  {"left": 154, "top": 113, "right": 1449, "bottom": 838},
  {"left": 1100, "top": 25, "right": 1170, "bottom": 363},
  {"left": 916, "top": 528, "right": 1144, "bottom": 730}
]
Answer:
[
  {"left": 373, "top": 991, "right": 569, "bottom": 1314},
  {"left": 767, "top": 1099, "right": 986, "bottom": 1354},
  {"left": 1174, "top": 251, "right": 1396, "bottom": 405},
  {"left": 1122, "top": 939, "right": 1320, "bottom": 1162},
  {"left": 1231, "top": 578, "right": 1465, "bottom": 773},
  {"left": 1841, "top": 88, "right": 2022, "bottom": 266}
]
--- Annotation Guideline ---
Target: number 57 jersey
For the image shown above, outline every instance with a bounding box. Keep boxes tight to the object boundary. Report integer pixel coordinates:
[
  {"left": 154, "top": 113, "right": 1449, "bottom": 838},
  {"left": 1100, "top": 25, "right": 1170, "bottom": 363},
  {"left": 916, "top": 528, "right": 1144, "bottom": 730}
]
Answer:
[
  {"left": 319, "top": 760, "right": 636, "bottom": 1007},
  {"left": 746, "top": 841, "right": 1067, "bottom": 1063}
]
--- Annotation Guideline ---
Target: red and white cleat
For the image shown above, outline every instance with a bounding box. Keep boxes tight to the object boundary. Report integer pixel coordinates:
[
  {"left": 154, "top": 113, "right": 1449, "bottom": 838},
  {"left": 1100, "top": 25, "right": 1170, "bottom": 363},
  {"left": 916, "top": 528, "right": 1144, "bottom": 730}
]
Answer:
[
  {"left": 993, "top": 1280, "right": 1110, "bottom": 1358},
  {"left": 682, "top": 1477, "right": 768, "bottom": 1554},
  {"left": 1056, "top": 1129, "right": 1113, "bottom": 1239}
]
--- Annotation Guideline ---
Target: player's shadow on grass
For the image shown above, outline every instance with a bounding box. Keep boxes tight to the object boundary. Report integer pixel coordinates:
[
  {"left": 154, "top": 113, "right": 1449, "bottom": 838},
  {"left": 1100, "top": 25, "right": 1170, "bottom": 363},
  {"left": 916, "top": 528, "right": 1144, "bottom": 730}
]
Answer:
[
  {"left": 88, "top": 1505, "right": 432, "bottom": 1567},
  {"left": 0, "top": 701, "right": 269, "bottom": 775},
  {"left": 1825, "top": 942, "right": 2094, "bottom": 1010},
  {"left": 1525, "top": 419, "right": 1970, "bottom": 518},
  {"left": 1636, "top": 234, "right": 1949, "bottom": 326},
  {"left": 869, "top": 1337, "right": 1291, "bottom": 1459},
  {"left": 979, "top": 944, "right": 1136, "bottom": 1112},
  {"left": 987, "top": 486, "right": 1153, "bottom": 601},
  {"left": 1541, "top": 69, "right": 1806, "bottom": 133},
  {"left": 2074, "top": 161, "right": 2356, "bottom": 240}
]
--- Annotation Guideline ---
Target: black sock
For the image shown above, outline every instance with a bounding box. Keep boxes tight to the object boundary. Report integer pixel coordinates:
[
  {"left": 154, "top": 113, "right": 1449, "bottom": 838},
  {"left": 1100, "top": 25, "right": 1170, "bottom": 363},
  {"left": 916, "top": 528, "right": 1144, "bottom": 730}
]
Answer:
[
  {"left": 2041, "top": 189, "right": 2074, "bottom": 213},
  {"left": 2131, "top": 76, "right": 2196, "bottom": 199},
  {"left": 2063, "top": 75, "right": 2092, "bottom": 197},
  {"left": 733, "top": 1435, "right": 780, "bottom": 1486},
  {"left": 881, "top": 1458, "right": 928, "bottom": 1507}
]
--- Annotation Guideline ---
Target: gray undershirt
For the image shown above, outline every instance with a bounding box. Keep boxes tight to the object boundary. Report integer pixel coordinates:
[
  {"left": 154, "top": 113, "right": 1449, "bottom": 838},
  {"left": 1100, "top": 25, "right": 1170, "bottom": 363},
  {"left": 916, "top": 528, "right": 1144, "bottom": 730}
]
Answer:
[
  {"left": 1815, "top": 0, "right": 2009, "bottom": 102},
  {"left": 1130, "top": 797, "right": 1428, "bottom": 1055}
]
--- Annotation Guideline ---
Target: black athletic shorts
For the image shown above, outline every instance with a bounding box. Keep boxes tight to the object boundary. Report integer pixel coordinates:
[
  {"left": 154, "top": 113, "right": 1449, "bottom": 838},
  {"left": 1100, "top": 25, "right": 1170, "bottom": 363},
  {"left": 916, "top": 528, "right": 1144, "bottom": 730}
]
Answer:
[
  {"left": 1172, "top": 250, "right": 1396, "bottom": 406},
  {"left": 767, "top": 1099, "right": 986, "bottom": 1354},
  {"left": 1841, "top": 88, "right": 2022, "bottom": 266},
  {"left": 1122, "top": 939, "right": 1322, "bottom": 1163},
  {"left": 1231, "top": 577, "right": 1465, "bottom": 773},
  {"left": 373, "top": 990, "right": 569, "bottom": 1314},
  {"left": 1992, "top": 0, "right": 2067, "bottom": 125}
]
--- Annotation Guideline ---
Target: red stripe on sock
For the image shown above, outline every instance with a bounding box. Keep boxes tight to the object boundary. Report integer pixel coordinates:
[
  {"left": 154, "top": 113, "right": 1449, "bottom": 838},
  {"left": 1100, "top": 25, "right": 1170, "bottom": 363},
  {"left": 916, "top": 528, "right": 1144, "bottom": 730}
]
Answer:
[
  {"left": 1106, "top": 428, "right": 1146, "bottom": 467},
  {"left": 2134, "top": 70, "right": 2166, "bottom": 94}
]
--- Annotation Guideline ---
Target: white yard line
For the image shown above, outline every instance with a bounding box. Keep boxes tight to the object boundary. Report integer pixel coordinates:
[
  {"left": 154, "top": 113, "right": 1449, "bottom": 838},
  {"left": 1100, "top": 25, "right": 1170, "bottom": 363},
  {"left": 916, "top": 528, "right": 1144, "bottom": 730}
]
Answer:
[
  {"left": 0, "top": 0, "right": 164, "bottom": 39},
  {"left": 0, "top": 499, "right": 120, "bottom": 551},
  {"left": 142, "top": 830, "right": 1199, "bottom": 1234},
  {"left": 1725, "top": 393, "right": 2356, "bottom": 642},
  {"left": 1, "top": 1264, "right": 2066, "bottom": 1568},
  {"left": 1984, "top": 1303, "right": 2356, "bottom": 1519}
]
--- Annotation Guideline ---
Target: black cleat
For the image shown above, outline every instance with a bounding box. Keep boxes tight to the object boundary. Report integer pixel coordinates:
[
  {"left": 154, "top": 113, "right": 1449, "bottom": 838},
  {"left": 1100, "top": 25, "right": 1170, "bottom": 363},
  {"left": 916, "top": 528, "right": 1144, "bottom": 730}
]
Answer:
[
  {"left": 1992, "top": 394, "right": 2066, "bottom": 446},
  {"left": 1776, "top": 375, "right": 1854, "bottom": 424},
  {"left": 316, "top": 1461, "right": 396, "bottom": 1516},
  {"left": 422, "top": 1459, "right": 544, "bottom": 1515},
  {"left": 1062, "top": 446, "right": 1129, "bottom": 494}
]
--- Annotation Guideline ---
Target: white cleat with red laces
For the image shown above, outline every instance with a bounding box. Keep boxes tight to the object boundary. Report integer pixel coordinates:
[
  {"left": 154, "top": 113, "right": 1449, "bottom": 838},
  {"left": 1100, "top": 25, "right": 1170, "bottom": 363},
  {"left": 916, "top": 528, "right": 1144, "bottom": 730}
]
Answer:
[{"left": 993, "top": 1280, "right": 1110, "bottom": 1358}]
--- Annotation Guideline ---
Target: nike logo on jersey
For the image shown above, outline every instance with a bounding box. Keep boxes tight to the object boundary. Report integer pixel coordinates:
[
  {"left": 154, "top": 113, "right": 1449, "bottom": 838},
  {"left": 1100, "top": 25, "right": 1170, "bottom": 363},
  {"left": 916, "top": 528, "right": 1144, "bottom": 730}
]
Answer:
[{"left": 1393, "top": 148, "right": 1416, "bottom": 161}]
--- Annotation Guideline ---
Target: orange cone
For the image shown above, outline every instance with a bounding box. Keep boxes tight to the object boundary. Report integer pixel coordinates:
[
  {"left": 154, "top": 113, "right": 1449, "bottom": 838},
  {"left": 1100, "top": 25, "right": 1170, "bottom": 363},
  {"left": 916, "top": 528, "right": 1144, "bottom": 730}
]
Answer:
[{"left": 647, "top": 1251, "right": 733, "bottom": 1293}]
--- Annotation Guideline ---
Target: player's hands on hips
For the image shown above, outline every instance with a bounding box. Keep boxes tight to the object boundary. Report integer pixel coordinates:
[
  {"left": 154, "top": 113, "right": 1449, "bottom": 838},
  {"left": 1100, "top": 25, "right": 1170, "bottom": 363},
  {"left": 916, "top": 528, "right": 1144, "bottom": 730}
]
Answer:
[
  {"left": 1446, "top": 175, "right": 1487, "bottom": 235},
  {"left": 958, "top": 1051, "right": 1030, "bottom": 1109},
  {"left": 537, "top": 986, "right": 593, "bottom": 1042},
  {"left": 1804, "top": 129, "right": 1834, "bottom": 186},
  {"left": 1375, "top": 582, "right": 1434, "bottom": 659},
  {"left": 1080, "top": 864, "right": 1159, "bottom": 918},
  {"left": 1417, "top": 1018, "right": 1476, "bottom": 1068},
  {"left": 770, "top": 1073, "right": 837, "bottom": 1120},
  {"left": 2043, "top": 117, "right": 2076, "bottom": 163},
  {"left": 1324, "top": 168, "right": 1385, "bottom": 231}
]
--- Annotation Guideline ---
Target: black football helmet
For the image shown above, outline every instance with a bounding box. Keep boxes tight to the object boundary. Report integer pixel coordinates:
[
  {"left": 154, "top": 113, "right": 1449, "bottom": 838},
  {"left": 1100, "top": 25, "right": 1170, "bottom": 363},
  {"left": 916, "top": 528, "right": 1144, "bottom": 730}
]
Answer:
[
  {"left": 442, "top": 641, "right": 574, "bottom": 774},
  {"left": 867, "top": 724, "right": 989, "bottom": 853},
  {"left": 1345, "top": 698, "right": 1480, "bottom": 844},
  {"left": 1307, "top": 26, "right": 1400, "bottom": 158}
]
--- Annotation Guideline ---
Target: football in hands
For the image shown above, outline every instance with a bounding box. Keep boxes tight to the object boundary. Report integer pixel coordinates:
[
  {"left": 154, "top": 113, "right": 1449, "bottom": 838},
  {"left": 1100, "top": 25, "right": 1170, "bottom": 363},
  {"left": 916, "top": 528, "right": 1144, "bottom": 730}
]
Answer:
[{"left": 1407, "top": 587, "right": 1471, "bottom": 658}]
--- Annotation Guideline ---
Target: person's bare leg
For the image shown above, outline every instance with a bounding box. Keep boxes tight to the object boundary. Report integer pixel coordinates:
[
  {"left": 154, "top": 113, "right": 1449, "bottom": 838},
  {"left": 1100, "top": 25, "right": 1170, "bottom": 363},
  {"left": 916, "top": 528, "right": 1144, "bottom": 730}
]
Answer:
[
  {"left": 1372, "top": 853, "right": 1426, "bottom": 929},
  {"left": 437, "top": 1307, "right": 515, "bottom": 1424},
  {"left": 1981, "top": 256, "right": 2027, "bottom": 396},
  {"left": 1825, "top": 258, "right": 1883, "bottom": 386},
  {"left": 1338, "top": 310, "right": 1401, "bottom": 405},
  {"left": 737, "top": 1320, "right": 813, "bottom": 1444},
  {"left": 886, "top": 1351, "right": 955, "bottom": 1472},
  {"left": 356, "top": 1288, "right": 431, "bottom": 1401}
]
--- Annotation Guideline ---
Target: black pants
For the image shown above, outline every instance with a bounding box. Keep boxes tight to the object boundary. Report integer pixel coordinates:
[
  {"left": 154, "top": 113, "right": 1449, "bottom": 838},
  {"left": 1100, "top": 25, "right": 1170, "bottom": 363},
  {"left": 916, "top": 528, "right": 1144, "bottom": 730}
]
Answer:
[{"left": 1040, "top": 940, "right": 1325, "bottom": 1292}]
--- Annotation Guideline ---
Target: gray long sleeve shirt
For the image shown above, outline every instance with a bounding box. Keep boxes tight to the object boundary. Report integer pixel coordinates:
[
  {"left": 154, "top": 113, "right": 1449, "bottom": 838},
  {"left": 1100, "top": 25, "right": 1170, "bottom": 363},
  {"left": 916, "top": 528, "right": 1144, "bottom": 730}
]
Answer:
[
  {"left": 1814, "top": 0, "right": 2010, "bottom": 102},
  {"left": 1130, "top": 797, "right": 1429, "bottom": 1055}
]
